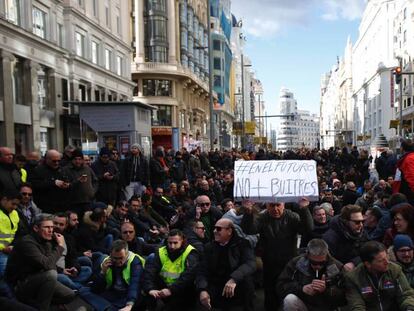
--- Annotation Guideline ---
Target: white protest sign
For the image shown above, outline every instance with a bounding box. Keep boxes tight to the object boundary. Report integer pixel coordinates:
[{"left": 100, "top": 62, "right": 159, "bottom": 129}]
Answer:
[{"left": 233, "top": 160, "right": 319, "bottom": 202}]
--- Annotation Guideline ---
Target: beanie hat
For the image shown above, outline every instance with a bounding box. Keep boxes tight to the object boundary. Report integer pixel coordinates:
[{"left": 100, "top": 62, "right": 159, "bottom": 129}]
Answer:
[
  {"left": 131, "top": 143, "right": 142, "bottom": 151},
  {"left": 393, "top": 234, "right": 414, "bottom": 251},
  {"left": 99, "top": 147, "right": 111, "bottom": 157},
  {"left": 71, "top": 148, "right": 83, "bottom": 159}
]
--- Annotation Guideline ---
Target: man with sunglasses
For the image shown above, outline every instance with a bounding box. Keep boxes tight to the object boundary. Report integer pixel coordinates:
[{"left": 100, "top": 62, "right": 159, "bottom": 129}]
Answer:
[
  {"left": 197, "top": 218, "right": 256, "bottom": 311},
  {"left": 187, "top": 195, "right": 222, "bottom": 241},
  {"left": 323, "top": 204, "right": 368, "bottom": 272},
  {"left": 16, "top": 184, "right": 41, "bottom": 236},
  {"left": 277, "top": 239, "right": 346, "bottom": 311}
]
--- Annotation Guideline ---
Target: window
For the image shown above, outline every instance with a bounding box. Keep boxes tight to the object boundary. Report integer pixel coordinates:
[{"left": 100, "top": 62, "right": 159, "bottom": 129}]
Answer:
[
  {"left": 105, "top": 0, "right": 110, "bottom": 27},
  {"left": 213, "top": 40, "right": 221, "bottom": 51},
  {"left": 152, "top": 105, "right": 172, "bottom": 126},
  {"left": 105, "top": 48, "right": 112, "bottom": 70},
  {"left": 116, "top": 7, "right": 121, "bottom": 34},
  {"left": 116, "top": 55, "right": 122, "bottom": 75},
  {"left": 12, "top": 58, "right": 24, "bottom": 106},
  {"left": 92, "top": 0, "right": 98, "bottom": 16},
  {"left": 143, "top": 79, "right": 172, "bottom": 96},
  {"left": 37, "top": 67, "right": 48, "bottom": 110},
  {"left": 214, "top": 58, "right": 221, "bottom": 70},
  {"left": 214, "top": 75, "right": 221, "bottom": 87},
  {"left": 5, "top": 0, "right": 20, "bottom": 25},
  {"left": 91, "top": 41, "right": 99, "bottom": 64},
  {"left": 57, "top": 24, "right": 64, "bottom": 47},
  {"left": 75, "top": 32, "right": 85, "bottom": 57},
  {"left": 32, "top": 7, "right": 46, "bottom": 38}
]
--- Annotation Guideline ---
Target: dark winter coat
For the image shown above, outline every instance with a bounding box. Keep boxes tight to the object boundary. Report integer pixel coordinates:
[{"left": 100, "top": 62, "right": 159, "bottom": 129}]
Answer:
[
  {"left": 322, "top": 215, "right": 368, "bottom": 265},
  {"left": 6, "top": 232, "right": 64, "bottom": 285},
  {"left": 120, "top": 154, "right": 149, "bottom": 187},
  {"left": 91, "top": 159, "right": 120, "bottom": 205},
  {"left": 29, "top": 163, "right": 71, "bottom": 213},
  {"left": 196, "top": 234, "right": 256, "bottom": 291},
  {"left": 241, "top": 208, "right": 313, "bottom": 266},
  {"left": 61, "top": 163, "right": 98, "bottom": 205},
  {"left": 277, "top": 254, "right": 346, "bottom": 311},
  {"left": 0, "top": 162, "right": 21, "bottom": 193}
]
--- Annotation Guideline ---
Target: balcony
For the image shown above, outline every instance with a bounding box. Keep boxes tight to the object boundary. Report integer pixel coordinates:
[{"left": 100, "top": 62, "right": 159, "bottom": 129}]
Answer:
[{"left": 131, "top": 62, "right": 209, "bottom": 92}]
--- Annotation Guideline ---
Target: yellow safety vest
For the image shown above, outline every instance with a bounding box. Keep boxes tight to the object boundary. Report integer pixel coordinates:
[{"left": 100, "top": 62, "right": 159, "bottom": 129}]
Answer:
[
  {"left": 159, "top": 245, "right": 195, "bottom": 285},
  {"left": 103, "top": 251, "right": 145, "bottom": 288},
  {"left": 20, "top": 168, "right": 27, "bottom": 183},
  {"left": 0, "top": 209, "right": 19, "bottom": 251}
]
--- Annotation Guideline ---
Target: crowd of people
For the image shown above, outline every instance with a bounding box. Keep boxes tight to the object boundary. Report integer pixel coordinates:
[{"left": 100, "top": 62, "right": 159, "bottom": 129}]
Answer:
[{"left": 0, "top": 142, "right": 414, "bottom": 311}]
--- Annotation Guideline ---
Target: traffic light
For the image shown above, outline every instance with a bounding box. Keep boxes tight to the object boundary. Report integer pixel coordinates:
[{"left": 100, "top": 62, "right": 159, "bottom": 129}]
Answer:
[{"left": 395, "top": 66, "right": 402, "bottom": 84}]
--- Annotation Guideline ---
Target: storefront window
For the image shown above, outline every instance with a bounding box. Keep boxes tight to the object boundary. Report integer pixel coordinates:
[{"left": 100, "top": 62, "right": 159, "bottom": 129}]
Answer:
[{"left": 152, "top": 105, "right": 172, "bottom": 126}]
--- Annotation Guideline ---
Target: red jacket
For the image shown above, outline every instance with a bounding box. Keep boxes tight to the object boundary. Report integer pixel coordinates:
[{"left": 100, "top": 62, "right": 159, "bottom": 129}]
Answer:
[{"left": 396, "top": 151, "right": 414, "bottom": 204}]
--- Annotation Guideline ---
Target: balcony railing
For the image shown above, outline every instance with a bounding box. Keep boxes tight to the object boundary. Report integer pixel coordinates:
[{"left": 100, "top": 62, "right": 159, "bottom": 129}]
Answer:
[{"left": 131, "top": 62, "right": 209, "bottom": 91}]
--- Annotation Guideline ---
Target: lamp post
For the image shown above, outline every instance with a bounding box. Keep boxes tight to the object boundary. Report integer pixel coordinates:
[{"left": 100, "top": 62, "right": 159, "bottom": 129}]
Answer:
[
  {"left": 240, "top": 53, "right": 252, "bottom": 148},
  {"left": 207, "top": 0, "right": 214, "bottom": 149}
]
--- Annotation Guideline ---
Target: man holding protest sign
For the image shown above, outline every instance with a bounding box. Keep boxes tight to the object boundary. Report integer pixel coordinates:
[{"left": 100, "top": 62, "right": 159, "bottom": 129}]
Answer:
[{"left": 238, "top": 160, "right": 316, "bottom": 311}]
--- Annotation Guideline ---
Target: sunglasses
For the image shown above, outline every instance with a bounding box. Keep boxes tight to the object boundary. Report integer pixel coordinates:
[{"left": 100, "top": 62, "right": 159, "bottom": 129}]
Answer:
[
  {"left": 122, "top": 230, "right": 134, "bottom": 234},
  {"left": 214, "top": 226, "right": 229, "bottom": 232},
  {"left": 21, "top": 192, "right": 32, "bottom": 196},
  {"left": 198, "top": 202, "right": 210, "bottom": 207}
]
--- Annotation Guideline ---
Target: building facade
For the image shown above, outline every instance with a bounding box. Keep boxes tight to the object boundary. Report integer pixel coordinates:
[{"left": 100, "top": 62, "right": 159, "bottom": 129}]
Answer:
[
  {"left": 277, "top": 88, "right": 320, "bottom": 151},
  {"left": 131, "top": 0, "right": 211, "bottom": 151},
  {"left": 352, "top": 0, "right": 397, "bottom": 148},
  {"left": 0, "top": 0, "right": 133, "bottom": 154}
]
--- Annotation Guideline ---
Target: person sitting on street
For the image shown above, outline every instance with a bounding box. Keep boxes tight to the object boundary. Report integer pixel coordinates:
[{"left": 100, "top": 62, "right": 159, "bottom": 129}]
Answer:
[
  {"left": 364, "top": 206, "right": 383, "bottom": 241},
  {"left": 390, "top": 234, "right": 414, "bottom": 288},
  {"left": 142, "top": 229, "right": 199, "bottom": 311},
  {"left": 107, "top": 200, "right": 130, "bottom": 239},
  {"left": 277, "top": 239, "right": 346, "bottom": 311},
  {"left": 16, "top": 183, "right": 41, "bottom": 237},
  {"left": 300, "top": 205, "right": 330, "bottom": 248},
  {"left": 323, "top": 204, "right": 368, "bottom": 271},
  {"left": 197, "top": 218, "right": 256, "bottom": 311},
  {"left": 120, "top": 222, "right": 157, "bottom": 258},
  {"left": 5, "top": 213, "right": 76, "bottom": 310},
  {"left": 345, "top": 240, "right": 414, "bottom": 310},
  {"left": 0, "top": 189, "right": 20, "bottom": 277},
  {"left": 53, "top": 213, "right": 92, "bottom": 290},
  {"left": 86, "top": 239, "right": 145, "bottom": 311}
]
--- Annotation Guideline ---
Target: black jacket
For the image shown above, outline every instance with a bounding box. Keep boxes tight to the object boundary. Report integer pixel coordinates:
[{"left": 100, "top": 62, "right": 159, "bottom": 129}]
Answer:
[
  {"left": 91, "top": 159, "right": 120, "bottom": 205},
  {"left": 149, "top": 157, "right": 168, "bottom": 187},
  {"left": 196, "top": 235, "right": 256, "bottom": 291},
  {"left": 322, "top": 215, "right": 368, "bottom": 265},
  {"left": 300, "top": 220, "right": 330, "bottom": 248},
  {"left": 277, "top": 254, "right": 346, "bottom": 311},
  {"left": 127, "top": 237, "right": 157, "bottom": 257},
  {"left": 142, "top": 243, "right": 199, "bottom": 295},
  {"left": 6, "top": 233, "right": 64, "bottom": 285},
  {"left": 241, "top": 208, "right": 313, "bottom": 265},
  {"left": 0, "top": 162, "right": 21, "bottom": 193},
  {"left": 170, "top": 160, "right": 187, "bottom": 183},
  {"left": 29, "top": 163, "right": 71, "bottom": 213},
  {"left": 120, "top": 155, "right": 149, "bottom": 187}
]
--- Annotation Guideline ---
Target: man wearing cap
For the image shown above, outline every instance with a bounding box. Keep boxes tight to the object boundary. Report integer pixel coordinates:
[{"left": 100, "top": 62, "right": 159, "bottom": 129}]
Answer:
[
  {"left": 62, "top": 148, "right": 98, "bottom": 218},
  {"left": 392, "top": 234, "right": 414, "bottom": 288},
  {"left": 121, "top": 144, "right": 149, "bottom": 200},
  {"left": 91, "top": 147, "right": 120, "bottom": 206}
]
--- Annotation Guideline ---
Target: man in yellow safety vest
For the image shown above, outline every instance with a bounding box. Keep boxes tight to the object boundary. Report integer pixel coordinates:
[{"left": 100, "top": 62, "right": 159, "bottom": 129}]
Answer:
[
  {"left": 0, "top": 189, "right": 20, "bottom": 277},
  {"left": 143, "top": 229, "right": 199, "bottom": 311},
  {"left": 84, "top": 239, "right": 145, "bottom": 311}
]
